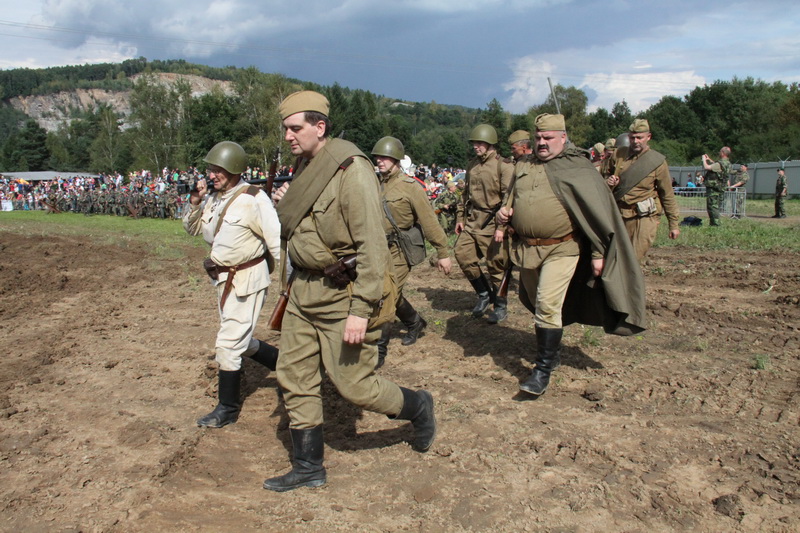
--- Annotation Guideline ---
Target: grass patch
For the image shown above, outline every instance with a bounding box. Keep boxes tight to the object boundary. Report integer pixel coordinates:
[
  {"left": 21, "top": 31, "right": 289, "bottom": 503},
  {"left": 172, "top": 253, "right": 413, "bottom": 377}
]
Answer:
[
  {"left": 654, "top": 200, "right": 800, "bottom": 252},
  {"left": 0, "top": 211, "right": 204, "bottom": 250},
  {"left": 752, "top": 354, "right": 770, "bottom": 371}
]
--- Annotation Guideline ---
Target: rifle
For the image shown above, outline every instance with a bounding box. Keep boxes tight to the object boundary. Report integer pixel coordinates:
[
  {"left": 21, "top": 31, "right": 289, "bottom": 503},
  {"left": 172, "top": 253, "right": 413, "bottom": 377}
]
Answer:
[
  {"left": 268, "top": 270, "right": 296, "bottom": 331},
  {"left": 497, "top": 265, "right": 513, "bottom": 299},
  {"left": 42, "top": 200, "right": 61, "bottom": 214}
]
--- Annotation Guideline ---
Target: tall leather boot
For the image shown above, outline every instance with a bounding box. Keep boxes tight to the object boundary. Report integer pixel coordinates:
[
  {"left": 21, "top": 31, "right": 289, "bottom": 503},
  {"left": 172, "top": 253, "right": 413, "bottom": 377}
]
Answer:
[
  {"left": 519, "top": 327, "right": 563, "bottom": 397},
  {"left": 197, "top": 369, "right": 241, "bottom": 427},
  {"left": 391, "top": 387, "right": 437, "bottom": 452},
  {"left": 263, "top": 426, "right": 327, "bottom": 492},
  {"left": 250, "top": 340, "right": 278, "bottom": 371},
  {"left": 396, "top": 298, "right": 427, "bottom": 346},
  {"left": 487, "top": 296, "right": 508, "bottom": 324},
  {"left": 376, "top": 323, "right": 391, "bottom": 369},
  {"left": 468, "top": 274, "right": 493, "bottom": 318}
]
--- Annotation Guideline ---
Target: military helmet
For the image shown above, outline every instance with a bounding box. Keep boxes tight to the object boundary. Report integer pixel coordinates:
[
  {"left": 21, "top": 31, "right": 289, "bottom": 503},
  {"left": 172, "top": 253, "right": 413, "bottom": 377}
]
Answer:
[
  {"left": 203, "top": 141, "right": 247, "bottom": 175},
  {"left": 615, "top": 132, "right": 630, "bottom": 150},
  {"left": 371, "top": 136, "right": 405, "bottom": 161},
  {"left": 469, "top": 124, "right": 498, "bottom": 145}
]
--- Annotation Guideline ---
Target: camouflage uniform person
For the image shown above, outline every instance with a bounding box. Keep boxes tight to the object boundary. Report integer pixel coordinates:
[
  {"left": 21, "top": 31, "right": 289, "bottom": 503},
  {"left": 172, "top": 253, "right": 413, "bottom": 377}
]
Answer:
[
  {"left": 455, "top": 124, "right": 514, "bottom": 323},
  {"left": 730, "top": 164, "right": 749, "bottom": 219},
  {"left": 607, "top": 119, "right": 680, "bottom": 260},
  {"left": 433, "top": 180, "right": 459, "bottom": 234},
  {"left": 774, "top": 168, "right": 788, "bottom": 218},
  {"left": 702, "top": 147, "right": 731, "bottom": 226},
  {"left": 371, "top": 136, "right": 452, "bottom": 368}
]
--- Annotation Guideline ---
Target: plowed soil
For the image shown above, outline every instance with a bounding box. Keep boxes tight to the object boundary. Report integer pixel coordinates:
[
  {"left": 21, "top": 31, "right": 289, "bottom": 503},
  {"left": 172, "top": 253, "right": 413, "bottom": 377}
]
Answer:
[{"left": 1, "top": 225, "right": 798, "bottom": 532}]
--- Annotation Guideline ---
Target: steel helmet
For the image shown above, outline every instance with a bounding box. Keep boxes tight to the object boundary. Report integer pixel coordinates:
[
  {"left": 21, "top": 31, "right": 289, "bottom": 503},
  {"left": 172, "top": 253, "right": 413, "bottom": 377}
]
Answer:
[
  {"left": 371, "top": 136, "right": 405, "bottom": 161},
  {"left": 469, "top": 124, "right": 498, "bottom": 145},
  {"left": 203, "top": 141, "right": 248, "bottom": 175},
  {"left": 615, "top": 132, "right": 630, "bottom": 150}
]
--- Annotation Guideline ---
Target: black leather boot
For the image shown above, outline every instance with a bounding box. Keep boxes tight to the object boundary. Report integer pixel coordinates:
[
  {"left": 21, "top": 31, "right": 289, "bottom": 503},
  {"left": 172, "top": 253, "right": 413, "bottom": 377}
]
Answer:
[
  {"left": 396, "top": 298, "right": 427, "bottom": 346},
  {"left": 468, "top": 274, "right": 493, "bottom": 318},
  {"left": 197, "top": 369, "right": 241, "bottom": 427},
  {"left": 391, "top": 387, "right": 437, "bottom": 452},
  {"left": 263, "top": 426, "right": 327, "bottom": 492},
  {"left": 376, "top": 323, "right": 391, "bottom": 369},
  {"left": 519, "top": 327, "right": 563, "bottom": 397},
  {"left": 250, "top": 340, "right": 278, "bottom": 371},
  {"left": 486, "top": 296, "right": 508, "bottom": 324}
]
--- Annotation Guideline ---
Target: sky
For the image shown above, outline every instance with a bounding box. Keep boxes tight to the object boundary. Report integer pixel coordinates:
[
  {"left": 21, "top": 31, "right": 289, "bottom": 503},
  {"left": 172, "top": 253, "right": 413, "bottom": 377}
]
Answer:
[{"left": 1, "top": 0, "right": 798, "bottom": 114}]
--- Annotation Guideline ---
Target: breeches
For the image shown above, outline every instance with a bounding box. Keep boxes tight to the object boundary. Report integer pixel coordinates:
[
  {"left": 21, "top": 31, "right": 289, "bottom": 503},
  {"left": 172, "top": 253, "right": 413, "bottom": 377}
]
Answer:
[
  {"left": 214, "top": 285, "right": 266, "bottom": 371},
  {"left": 277, "top": 310, "right": 404, "bottom": 429},
  {"left": 623, "top": 215, "right": 660, "bottom": 261},
  {"left": 454, "top": 229, "right": 508, "bottom": 286},
  {"left": 518, "top": 255, "right": 579, "bottom": 328}
]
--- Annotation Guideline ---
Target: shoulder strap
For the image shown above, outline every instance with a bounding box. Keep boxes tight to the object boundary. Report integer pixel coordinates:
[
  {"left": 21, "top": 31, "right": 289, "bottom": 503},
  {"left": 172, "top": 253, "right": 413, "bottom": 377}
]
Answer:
[{"left": 213, "top": 185, "right": 255, "bottom": 237}]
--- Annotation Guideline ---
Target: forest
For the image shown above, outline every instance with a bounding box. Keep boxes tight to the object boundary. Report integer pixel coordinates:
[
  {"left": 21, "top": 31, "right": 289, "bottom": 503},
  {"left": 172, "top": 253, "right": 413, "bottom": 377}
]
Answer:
[{"left": 1, "top": 57, "right": 798, "bottom": 174}]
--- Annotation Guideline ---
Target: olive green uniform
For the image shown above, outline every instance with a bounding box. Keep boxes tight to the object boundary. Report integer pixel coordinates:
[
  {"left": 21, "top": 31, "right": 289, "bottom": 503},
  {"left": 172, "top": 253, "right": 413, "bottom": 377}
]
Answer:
[
  {"left": 704, "top": 158, "right": 731, "bottom": 226},
  {"left": 613, "top": 146, "right": 680, "bottom": 260},
  {"left": 455, "top": 150, "right": 514, "bottom": 286},
  {"left": 381, "top": 167, "right": 449, "bottom": 291},
  {"left": 775, "top": 172, "right": 788, "bottom": 218},
  {"left": 277, "top": 140, "right": 404, "bottom": 429}
]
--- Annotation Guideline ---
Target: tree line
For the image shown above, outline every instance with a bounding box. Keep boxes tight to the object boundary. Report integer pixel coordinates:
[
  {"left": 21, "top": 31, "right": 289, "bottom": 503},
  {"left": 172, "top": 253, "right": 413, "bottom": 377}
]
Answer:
[{"left": 1, "top": 58, "right": 797, "bottom": 175}]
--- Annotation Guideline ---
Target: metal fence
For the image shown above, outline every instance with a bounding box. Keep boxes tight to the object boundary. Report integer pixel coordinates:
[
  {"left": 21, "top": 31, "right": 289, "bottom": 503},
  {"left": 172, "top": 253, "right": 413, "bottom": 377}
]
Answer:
[{"left": 673, "top": 187, "right": 747, "bottom": 217}]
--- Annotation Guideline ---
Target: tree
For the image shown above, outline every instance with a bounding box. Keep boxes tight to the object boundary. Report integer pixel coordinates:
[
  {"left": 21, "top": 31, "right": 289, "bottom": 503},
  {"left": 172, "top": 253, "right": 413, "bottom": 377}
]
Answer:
[
  {"left": 89, "top": 105, "right": 128, "bottom": 173},
  {"left": 16, "top": 120, "right": 50, "bottom": 171},
  {"left": 128, "top": 74, "right": 185, "bottom": 171}
]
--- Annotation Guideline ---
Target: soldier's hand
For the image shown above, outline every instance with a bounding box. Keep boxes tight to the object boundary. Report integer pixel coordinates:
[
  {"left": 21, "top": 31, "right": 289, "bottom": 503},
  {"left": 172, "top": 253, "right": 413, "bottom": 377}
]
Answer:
[
  {"left": 343, "top": 314, "right": 368, "bottom": 345},
  {"left": 669, "top": 229, "right": 680, "bottom": 240},
  {"left": 189, "top": 179, "right": 207, "bottom": 206},
  {"left": 493, "top": 228, "right": 505, "bottom": 243},
  {"left": 591, "top": 258, "right": 604, "bottom": 278},
  {"left": 496, "top": 206, "right": 513, "bottom": 225},
  {"left": 606, "top": 175, "right": 620, "bottom": 187},
  {"left": 272, "top": 182, "right": 290, "bottom": 204},
  {"left": 455, "top": 222, "right": 464, "bottom": 235},
  {"left": 437, "top": 257, "right": 452, "bottom": 275}
]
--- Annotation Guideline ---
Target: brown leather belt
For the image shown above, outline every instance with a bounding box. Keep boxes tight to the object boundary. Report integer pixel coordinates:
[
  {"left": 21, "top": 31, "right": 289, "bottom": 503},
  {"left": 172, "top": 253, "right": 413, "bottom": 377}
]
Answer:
[
  {"left": 520, "top": 232, "right": 574, "bottom": 247},
  {"left": 218, "top": 256, "right": 265, "bottom": 311}
]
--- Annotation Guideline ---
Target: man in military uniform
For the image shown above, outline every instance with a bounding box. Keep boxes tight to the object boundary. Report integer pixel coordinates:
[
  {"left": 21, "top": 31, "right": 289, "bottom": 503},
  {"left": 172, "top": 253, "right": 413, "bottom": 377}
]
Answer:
[
  {"left": 730, "top": 164, "right": 749, "bottom": 219},
  {"left": 774, "top": 168, "right": 788, "bottom": 218},
  {"left": 702, "top": 147, "right": 732, "bottom": 226},
  {"left": 455, "top": 124, "right": 514, "bottom": 323},
  {"left": 496, "top": 114, "right": 646, "bottom": 397},
  {"left": 371, "top": 136, "right": 452, "bottom": 368},
  {"left": 606, "top": 119, "right": 680, "bottom": 260},
  {"left": 266, "top": 91, "right": 437, "bottom": 492},
  {"left": 183, "top": 141, "right": 282, "bottom": 429},
  {"left": 433, "top": 180, "right": 459, "bottom": 234},
  {"left": 508, "top": 130, "right": 532, "bottom": 162},
  {"left": 599, "top": 138, "right": 616, "bottom": 179}
]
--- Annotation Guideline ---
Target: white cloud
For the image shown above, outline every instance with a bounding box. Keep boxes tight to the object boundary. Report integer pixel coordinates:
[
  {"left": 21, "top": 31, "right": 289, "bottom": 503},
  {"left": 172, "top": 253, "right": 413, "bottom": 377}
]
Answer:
[{"left": 580, "top": 71, "right": 706, "bottom": 112}]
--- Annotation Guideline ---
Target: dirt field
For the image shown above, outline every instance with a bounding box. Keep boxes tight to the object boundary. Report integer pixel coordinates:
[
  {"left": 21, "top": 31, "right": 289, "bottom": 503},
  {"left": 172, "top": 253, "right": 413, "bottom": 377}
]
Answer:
[{"left": 1, "top": 221, "right": 799, "bottom": 532}]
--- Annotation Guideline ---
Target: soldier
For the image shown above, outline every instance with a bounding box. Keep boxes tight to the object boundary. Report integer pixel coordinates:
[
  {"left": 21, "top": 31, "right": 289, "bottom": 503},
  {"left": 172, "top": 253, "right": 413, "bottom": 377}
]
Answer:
[
  {"left": 508, "top": 130, "right": 532, "bottom": 162},
  {"left": 774, "top": 168, "right": 788, "bottom": 218},
  {"left": 183, "top": 141, "right": 282, "bottom": 429},
  {"left": 496, "top": 113, "right": 646, "bottom": 397},
  {"left": 433, "top": 180, "right": 459, "bottom": 234},
  {"left": 730, "top": 164, "right": 749, "bottom": 219},
  {"left": 371, "top": 136, "right": 452, "bottom": 368},
  {"left": 599, "top": 138, "right": 616, "bottom": 179},
  {"left": 606, "top": 119, "right": 680, "bottom": 260},
  {"left": 266, "top": 91, "right": 436, "bottom": 492},
  {"left": 702, "top": 147, "right": 732, "bottom": 226},
  {"left": 455, "top": 124, "right": 514, "bottom": 323}
]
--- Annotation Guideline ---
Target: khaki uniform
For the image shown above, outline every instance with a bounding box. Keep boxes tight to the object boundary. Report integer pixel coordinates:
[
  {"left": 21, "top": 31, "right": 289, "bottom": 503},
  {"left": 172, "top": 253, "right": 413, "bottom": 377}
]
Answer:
[
  {"left": 509, "top": 159, "right": 582, "bottom": 329},
  {"left": 381, "top": 168, "right": 449, "bottom": 291},
  {"left": 455, "top": 150, "right": 514, "bottom": 285},
  {"left": 183, "top": 181, "right": 281, "bottom": 371},
  {"left": 613, "top": 147, "right": 679, "bottom": 260},
  {"left": 278, "top": 153, "right": 404, "bottom": 429}
]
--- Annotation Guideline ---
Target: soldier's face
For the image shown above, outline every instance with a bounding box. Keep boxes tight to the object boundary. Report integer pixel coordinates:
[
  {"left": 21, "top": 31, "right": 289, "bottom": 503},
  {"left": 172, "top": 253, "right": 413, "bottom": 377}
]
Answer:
[
  {"left": 206, "top": 165, "right": 238, "bottom": 193},
  {"left": 629, "top": 132, "right": 651, "bottom": 155},
  {"left": 375, "top": 156, "right": 399, "bottom": 175},
  {"left": 511, "top": 142, "right": 526, "bottom": 158},
  {"left": 283, "top": 113, "right": 325, "bottom": 158},
  {"left": 472, "top": 141, "right": 490, "bottom": 157},
  {"left": 534, "top": 131, "right": 566, "bottom": 162}
]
